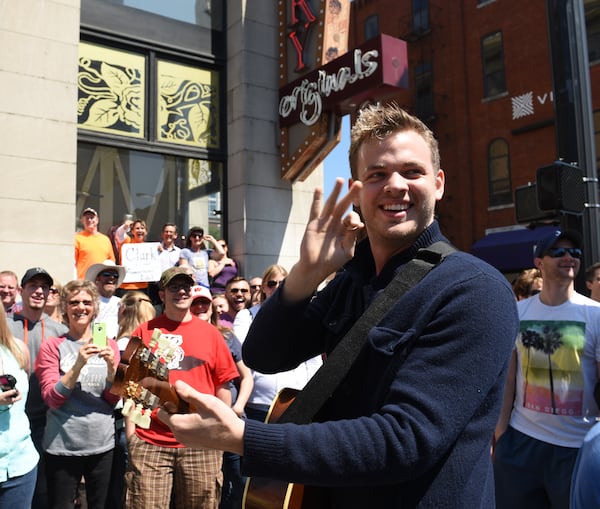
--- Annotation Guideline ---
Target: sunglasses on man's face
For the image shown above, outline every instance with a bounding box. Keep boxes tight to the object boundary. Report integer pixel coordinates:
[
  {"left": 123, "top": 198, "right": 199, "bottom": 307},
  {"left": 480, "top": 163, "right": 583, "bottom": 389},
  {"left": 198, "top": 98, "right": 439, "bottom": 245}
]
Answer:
[
  {"left": 99, "top": 271, "right": 119, "bottom": 278},
  {"left": 166, "top": 283, "right": 193, "bottom": 293},
  {"left": 229, "top": 288, "right": 249, "bottom": 294},
  {"left": 543, "top": 247, "right": 582, "bottom": 259}
]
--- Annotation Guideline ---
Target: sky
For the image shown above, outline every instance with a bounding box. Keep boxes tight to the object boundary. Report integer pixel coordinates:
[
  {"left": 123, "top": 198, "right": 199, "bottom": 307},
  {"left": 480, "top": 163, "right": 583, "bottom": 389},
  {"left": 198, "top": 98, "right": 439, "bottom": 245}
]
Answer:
[{"left": 323, "top": 116, "right": 352, "bottom": 197}]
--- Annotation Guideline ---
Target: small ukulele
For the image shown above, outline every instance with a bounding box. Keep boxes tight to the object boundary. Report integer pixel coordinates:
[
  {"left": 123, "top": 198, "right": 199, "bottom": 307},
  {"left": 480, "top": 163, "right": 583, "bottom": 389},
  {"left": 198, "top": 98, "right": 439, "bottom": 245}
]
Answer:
[{"left": 110, "top": 328, "right": 189, "bottom": 428}]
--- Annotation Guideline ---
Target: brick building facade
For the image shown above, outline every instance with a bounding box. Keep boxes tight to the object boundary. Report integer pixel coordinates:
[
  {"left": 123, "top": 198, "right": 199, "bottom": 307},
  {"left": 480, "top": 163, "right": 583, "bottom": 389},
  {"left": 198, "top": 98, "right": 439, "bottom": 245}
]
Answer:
[{"left": 351, "top": 0, "right": 600, "bottom": 274}]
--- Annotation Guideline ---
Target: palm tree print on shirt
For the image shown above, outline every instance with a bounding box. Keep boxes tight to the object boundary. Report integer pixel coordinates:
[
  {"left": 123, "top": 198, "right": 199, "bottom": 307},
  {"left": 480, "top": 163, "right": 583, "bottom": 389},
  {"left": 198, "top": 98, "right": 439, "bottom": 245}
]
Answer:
[{"left": 518, "top": 320, "right": 586, "bottom": 416}]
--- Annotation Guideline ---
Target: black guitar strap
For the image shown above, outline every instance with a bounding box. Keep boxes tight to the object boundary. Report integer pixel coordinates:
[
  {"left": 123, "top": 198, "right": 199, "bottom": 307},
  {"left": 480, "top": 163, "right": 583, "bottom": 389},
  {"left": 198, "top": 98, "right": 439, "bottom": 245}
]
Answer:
[{"left": 278, "top": 241, "right": 457, "bottom": 425}]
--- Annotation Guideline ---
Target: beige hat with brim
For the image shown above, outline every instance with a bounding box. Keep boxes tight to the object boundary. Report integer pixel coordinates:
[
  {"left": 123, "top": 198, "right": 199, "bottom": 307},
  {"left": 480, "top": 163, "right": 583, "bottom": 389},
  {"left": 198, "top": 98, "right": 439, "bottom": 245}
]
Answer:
[{"left": 85, "top": 260, "right": 126, "bottom": 287}]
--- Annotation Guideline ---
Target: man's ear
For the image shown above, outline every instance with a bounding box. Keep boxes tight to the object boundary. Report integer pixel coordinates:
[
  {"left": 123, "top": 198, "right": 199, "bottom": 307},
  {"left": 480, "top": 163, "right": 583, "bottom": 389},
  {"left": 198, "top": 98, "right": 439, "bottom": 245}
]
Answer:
[{"left": 586, "top": 281, "right": 593, "bottom": 291}]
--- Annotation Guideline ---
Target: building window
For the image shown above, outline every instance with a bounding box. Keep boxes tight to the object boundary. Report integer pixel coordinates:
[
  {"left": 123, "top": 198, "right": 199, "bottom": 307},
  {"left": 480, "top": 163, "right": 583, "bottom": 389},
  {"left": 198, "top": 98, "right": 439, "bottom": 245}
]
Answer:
[
  {"left": 364, "top": 15, "right": 379, "bottom": 40},
  {"left": 488, "top": 138, "right": 512, "bottom": 206},
  {"left": 586, "top": 0, "right": 600, "bottom": 63},
  {"left": 77, "top": 143, "right": 223, "bottom": 240},
  {"left": 412, "top": 0, "right": 429, "bottom": 36},
  {"left": 415, "top": 62, "right": 434, "bottom": 120},
  {"left": 156, "top": 60, "right": 220, "bottom": 149},
  {"left": 78, "top": 42, "right": 222, "bottom": 150},
  {"left": 481, "top": 31, "right": 507, "bottom": 98},
  {"left": 78, "top": 42, "right": 146, "bottom": 139},
  {"left": 104, "top": 0, "right": 223, "bottom": 30},
  {"left": 77, "top": 40, "right": 225, "bottom": 240}
]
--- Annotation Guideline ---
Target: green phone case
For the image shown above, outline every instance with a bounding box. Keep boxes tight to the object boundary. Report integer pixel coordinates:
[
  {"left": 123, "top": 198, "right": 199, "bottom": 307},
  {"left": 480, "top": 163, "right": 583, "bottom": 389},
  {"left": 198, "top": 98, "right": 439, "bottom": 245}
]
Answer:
[{"left": 92, "top": 322, "right": 107, "bottom": 347}]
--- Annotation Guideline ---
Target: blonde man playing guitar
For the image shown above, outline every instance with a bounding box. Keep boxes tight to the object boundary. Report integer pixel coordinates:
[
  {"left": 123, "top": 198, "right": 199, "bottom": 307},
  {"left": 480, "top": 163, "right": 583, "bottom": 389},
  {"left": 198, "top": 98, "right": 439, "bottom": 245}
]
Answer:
[{"left": 158, "top": 104, "right": 519, "bottom": 508}]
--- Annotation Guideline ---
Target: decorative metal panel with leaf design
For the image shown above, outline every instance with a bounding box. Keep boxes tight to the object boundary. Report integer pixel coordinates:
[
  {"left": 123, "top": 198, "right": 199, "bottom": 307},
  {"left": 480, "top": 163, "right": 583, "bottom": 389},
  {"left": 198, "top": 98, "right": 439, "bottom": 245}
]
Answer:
[
  {"left": 157, "top": 60, "right": 220, "bottom": 149},
  {"left": 78, "top": 42, "right": 145, "bottom": 138}
]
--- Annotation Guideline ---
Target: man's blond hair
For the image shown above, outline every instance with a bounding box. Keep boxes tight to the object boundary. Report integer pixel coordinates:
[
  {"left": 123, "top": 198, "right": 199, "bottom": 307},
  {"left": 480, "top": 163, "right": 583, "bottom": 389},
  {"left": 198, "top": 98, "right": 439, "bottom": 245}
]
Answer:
[{"left": 349, "top": 102, "right": 440, "bottom": 179}]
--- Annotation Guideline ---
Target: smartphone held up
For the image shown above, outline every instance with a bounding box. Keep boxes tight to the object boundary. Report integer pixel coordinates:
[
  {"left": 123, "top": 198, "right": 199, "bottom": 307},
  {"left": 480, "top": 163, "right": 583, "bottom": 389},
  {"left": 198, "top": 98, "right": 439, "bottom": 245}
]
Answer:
[{"left": 92, "top": 322, "right": 108, "bottom": 347}]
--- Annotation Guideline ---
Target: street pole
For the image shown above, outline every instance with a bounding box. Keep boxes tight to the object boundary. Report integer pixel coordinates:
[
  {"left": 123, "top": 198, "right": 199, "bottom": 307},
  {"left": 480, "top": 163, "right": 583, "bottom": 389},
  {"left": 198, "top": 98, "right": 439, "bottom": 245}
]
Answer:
[{"left": 546, "top": 0, "right": 600, "bottom": 292}]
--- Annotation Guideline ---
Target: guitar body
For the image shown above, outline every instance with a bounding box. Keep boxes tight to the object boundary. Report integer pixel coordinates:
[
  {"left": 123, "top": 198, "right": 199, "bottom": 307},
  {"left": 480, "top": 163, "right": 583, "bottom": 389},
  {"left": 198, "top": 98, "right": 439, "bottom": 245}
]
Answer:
[
  {"left": 242, "top": 388, "right": 329, "bottom": 509},
  {"left": 113, "top": 336, "right": 327, "bottom": 507}
]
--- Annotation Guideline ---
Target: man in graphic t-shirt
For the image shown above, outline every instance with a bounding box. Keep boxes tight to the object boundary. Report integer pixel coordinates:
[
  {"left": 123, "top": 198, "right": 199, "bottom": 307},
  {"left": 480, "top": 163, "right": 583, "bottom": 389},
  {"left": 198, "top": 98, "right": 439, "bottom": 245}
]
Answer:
[
  {"left": 494, "top": 229, "right": 600, "bottom": 508},
  {"left": 124, "top": 267, "right": 238, "bottom": 509}
]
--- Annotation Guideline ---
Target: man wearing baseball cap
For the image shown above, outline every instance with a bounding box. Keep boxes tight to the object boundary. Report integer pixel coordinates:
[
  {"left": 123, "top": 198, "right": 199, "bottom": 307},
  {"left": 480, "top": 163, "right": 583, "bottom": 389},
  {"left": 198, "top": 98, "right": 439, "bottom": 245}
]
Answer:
[
  {"left": 74, "top": 207, "right": 115, "bottom": 279},
  {"left": 494, "top": 229, "right": 600, "bottom": 507},
  {"left": 124, "top": 266, "right": 238, "bottom": 508},
  {"left": 8, "top": 267, "right": 68, "bottom": 509}
]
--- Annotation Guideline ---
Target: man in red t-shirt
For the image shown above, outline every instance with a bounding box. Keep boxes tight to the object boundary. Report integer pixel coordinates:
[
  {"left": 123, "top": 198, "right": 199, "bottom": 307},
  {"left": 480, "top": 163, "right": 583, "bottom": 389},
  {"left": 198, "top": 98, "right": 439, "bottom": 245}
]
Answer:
[{"left": 124, "top": 267, "right": 238, "bottom": 509}]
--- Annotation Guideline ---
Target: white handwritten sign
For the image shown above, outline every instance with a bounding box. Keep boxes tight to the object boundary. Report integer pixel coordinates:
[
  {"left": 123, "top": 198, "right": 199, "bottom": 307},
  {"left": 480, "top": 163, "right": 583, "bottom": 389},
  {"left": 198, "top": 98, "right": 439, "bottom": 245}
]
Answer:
[{"left": 121, "top": 242, "right": 162, "bottom": 283}]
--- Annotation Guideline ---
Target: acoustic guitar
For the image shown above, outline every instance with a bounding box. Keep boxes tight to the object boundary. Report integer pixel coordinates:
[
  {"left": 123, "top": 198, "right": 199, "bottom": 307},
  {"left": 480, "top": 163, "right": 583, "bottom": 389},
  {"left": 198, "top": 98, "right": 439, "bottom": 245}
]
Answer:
[
  {"left": 111, "top": 330, "right": 326, "bottom": 508},
  {"left": 110, "top": 328, "right": 189, "bottom": 428},
  {"left": 242, "top": 388, "right": 328, "bottom": 509}
]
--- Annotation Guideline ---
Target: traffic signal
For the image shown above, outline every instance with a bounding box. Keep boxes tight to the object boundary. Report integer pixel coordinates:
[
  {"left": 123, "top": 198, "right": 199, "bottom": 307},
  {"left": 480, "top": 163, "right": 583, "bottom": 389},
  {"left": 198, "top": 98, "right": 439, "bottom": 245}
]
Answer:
[
  {"left": 536, "top": 161, "right": 584, "bottom": 213},
  {"left": 515, "top": 184, "right": 557, "bottom": 223}
]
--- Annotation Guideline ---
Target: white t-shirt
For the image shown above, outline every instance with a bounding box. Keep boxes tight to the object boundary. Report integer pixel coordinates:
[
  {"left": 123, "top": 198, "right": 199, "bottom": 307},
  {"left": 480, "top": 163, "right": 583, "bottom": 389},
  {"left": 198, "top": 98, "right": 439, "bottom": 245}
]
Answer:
[
  {"left": 95, "top": 295, "right": 121, "bottom": 340},
  {"left": 234, "top": 304, "right": 323, "bottom": 407},
  {"left": 510, "top": 292, "right": 600, "bottom": 447},
  {"left": 158, "top": 244, "right": 181, "bottom": 272}
]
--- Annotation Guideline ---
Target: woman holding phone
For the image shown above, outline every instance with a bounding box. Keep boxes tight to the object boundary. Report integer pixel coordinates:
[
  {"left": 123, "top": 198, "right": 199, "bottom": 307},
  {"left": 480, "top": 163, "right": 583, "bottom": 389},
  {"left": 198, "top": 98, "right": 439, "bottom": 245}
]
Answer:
[
  {"left": 0, "top": 305, "right": 38, "bottom": 509},
  {"left": 34, "top": 280, "right": 120, "bottom": 509}
]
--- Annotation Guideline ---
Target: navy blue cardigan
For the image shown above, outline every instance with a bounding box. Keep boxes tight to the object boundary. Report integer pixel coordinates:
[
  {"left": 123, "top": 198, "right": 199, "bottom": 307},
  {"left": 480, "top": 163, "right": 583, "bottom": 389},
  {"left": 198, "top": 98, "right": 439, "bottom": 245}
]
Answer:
[{"left": 242, "top": 222, "right": 518, "bottom": 508}]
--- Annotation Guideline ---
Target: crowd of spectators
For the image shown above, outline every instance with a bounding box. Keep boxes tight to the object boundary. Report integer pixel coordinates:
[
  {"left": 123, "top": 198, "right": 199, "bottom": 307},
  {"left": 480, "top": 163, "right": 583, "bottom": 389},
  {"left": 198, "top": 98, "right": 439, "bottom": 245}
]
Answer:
[{"left": 1, "top": 213, "right": 316, "bottom": 509}]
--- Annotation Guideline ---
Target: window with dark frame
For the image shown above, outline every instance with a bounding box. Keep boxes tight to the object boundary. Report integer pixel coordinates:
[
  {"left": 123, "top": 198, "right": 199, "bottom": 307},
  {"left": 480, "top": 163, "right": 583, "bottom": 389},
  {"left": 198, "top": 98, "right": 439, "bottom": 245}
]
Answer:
[
  {"left": 412, "top": 0, "right": 430, "bottom": 36},
  {"left": 78, "top": 1, "right": 227, "bottom": 242},
  {"left": 364, "top": 14, "right": 379, "bottom": 41},
  {"left": 488, "top": 138, "right": 512, "bottom": 207},
  {"left": 415, "top": 62, "right": 434, "bottom": 121},
  {"left": 481, "top": 31, "right": 507, "bottom": 98}
]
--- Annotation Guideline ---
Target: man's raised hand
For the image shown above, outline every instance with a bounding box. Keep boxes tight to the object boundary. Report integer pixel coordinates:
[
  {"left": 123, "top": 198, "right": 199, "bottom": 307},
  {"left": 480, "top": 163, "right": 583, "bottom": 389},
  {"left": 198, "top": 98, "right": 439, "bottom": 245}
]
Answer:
[{"left": 283, "top": 178, "right": 364, "bottom": 302}]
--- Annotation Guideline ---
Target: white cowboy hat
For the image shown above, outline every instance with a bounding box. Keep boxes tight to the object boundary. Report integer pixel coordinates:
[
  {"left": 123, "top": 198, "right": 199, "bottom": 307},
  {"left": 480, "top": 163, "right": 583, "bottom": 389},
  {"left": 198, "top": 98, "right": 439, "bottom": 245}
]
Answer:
[{"left": 85, "top": 260, "right": 126, "bottom": 287}]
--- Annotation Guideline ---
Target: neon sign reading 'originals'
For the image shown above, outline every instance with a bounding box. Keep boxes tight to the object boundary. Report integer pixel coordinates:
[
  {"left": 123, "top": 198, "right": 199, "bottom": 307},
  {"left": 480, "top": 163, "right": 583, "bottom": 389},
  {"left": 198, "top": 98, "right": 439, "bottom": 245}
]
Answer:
[{"left": 279, "top": 48, "right": 379, "bottom": 126}]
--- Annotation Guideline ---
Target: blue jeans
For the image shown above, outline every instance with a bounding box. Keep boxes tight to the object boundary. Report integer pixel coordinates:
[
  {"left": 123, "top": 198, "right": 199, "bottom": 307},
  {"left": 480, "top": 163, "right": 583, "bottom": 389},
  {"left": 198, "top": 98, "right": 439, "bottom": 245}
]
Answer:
[
  {"left": 0, "top": 465, "right": 38, "bottom": 509},
  {"left": 220, "top": 451, "right": 244, "bottom": 509}
]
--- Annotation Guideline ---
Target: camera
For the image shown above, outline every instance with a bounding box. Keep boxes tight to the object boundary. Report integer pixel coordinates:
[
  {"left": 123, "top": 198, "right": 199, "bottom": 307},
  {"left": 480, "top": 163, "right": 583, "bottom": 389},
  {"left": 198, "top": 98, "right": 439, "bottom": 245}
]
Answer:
[{"left": 0, "top": 374, "right": 17, "bottom": 393}]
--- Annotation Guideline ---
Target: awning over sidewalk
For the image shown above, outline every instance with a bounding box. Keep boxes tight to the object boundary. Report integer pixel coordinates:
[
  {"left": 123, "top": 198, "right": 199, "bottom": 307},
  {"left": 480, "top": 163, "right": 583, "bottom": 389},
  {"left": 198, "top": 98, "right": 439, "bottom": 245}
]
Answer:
[{"left": 471, "top": 225, "right": 558, "bottom": 272}]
